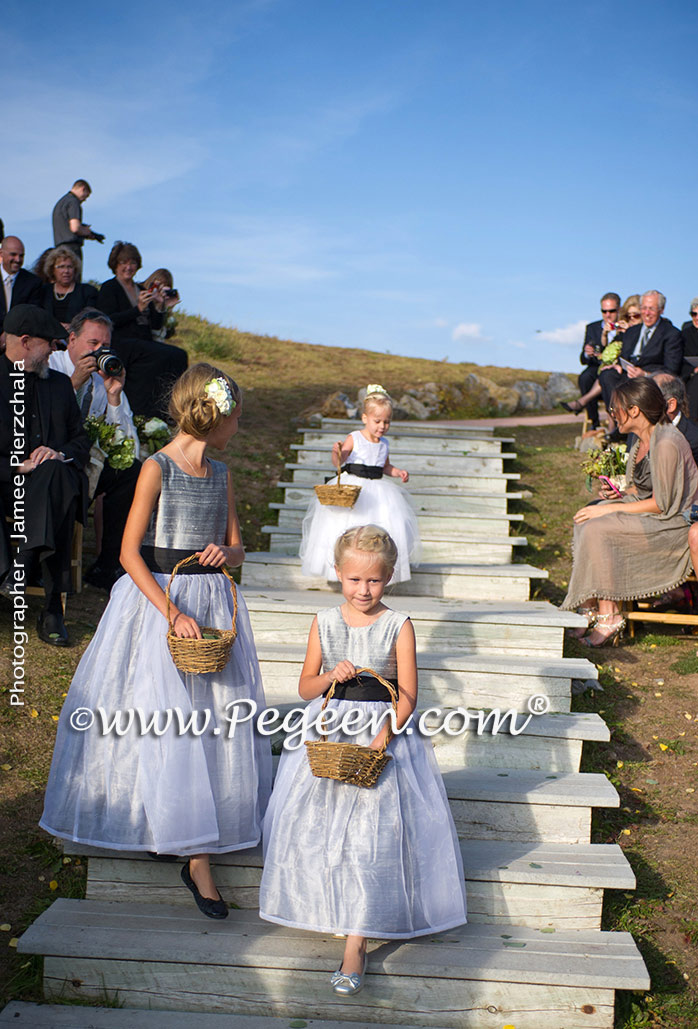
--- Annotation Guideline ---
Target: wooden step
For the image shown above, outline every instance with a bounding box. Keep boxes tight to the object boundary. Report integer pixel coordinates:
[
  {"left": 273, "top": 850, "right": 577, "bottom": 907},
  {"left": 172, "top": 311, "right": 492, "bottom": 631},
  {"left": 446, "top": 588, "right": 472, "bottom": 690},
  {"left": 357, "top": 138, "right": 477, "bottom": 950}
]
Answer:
[
  {"left": 243, "top": 590, "right": 584, "bottom": 657},
  {"left": 262, "top": 524, "right": 526, "bottom": 565},
  {"left": 256, "top": 644, "right": 595, "bottom": 712},
  {"left": 293, "top": 447, "right": 514, "bottom": 475},
  {"left": 276, "top": 483, "right": 522, "bottom": 514},
  {"left": 18, "top": 900, "right": 649, "bottom": 1028},
  {"left": 297, "top": 431, "right": 513, "bottom": 455},
  {"left": 64, "top": 840, "right": 633, "bottom": 931},
  {"left": 0, "top": 1002, "right": 425, "bottom": 1029},
  {"left": 271, "top": 503, "right": 524, "bottom": 536},
  {"left": 242, "top": 553, "right": 546, "bottom": 602},
  {"left": 286, "top": 463, "right": 520, "bottom": 492},
  {"left": 319, "top": 417, "right": 498, "bottom": 437}
]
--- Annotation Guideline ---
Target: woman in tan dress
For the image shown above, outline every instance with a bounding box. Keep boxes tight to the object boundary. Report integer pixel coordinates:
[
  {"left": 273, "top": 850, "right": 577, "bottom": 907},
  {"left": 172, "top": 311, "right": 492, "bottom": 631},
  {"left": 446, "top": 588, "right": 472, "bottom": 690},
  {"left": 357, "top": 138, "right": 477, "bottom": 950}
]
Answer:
[{"left": 562, "top": 378, "right": 698, "bottom": 646}]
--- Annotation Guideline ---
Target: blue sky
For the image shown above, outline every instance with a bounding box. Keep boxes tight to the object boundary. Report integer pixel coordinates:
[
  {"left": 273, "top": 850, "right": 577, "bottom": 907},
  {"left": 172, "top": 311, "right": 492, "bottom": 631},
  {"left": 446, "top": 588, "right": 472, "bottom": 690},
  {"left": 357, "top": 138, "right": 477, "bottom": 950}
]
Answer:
[{"left": 3, "top": 0, "right": 697, "bottom": 373}]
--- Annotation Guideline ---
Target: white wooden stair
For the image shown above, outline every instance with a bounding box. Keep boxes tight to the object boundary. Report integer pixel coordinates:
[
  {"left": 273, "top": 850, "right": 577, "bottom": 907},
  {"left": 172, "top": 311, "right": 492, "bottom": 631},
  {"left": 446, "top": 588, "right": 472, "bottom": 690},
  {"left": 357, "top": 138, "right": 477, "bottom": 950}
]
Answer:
[
  {"left": 64, "top": 839, "right": 633, "bottom": 932},
  {"left": 242, "top": 552, "right": 546, "bottom": 602},
  {"left": 276, "top": 482, "right": 522, "bottom": 514},
  {"left": 17, "top": 901, "right": 649, "bottom": 1029}
]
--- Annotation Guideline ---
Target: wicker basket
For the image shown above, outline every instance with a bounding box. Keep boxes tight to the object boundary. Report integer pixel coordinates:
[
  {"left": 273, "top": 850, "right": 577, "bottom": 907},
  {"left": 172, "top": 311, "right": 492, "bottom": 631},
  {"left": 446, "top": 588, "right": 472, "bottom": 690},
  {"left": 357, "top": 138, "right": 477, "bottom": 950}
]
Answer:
[
  {"left": 165, "top": 554, "right": 238, "bottom": 674},
  {"left": 305, "top": 667, "right": 398, "bottom": 788},
  {"left": 314, "top": 468, "right": 361, "bottom": 508}
]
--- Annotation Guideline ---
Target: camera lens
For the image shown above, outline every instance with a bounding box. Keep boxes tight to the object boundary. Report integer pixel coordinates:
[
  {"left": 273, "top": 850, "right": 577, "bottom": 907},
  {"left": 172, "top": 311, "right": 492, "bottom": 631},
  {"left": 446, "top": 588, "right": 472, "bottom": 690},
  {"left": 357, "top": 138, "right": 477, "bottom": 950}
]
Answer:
[{"left": 95, "top": 349, "right": 123, "bottom": 377}]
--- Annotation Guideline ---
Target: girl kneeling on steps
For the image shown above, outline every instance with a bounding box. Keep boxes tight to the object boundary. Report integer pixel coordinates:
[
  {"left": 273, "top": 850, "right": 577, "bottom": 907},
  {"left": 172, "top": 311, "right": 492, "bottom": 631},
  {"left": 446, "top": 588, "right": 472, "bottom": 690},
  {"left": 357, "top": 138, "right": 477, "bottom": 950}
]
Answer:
[{"left": 260, "top": 525, "right": 466, "bottom": 996}]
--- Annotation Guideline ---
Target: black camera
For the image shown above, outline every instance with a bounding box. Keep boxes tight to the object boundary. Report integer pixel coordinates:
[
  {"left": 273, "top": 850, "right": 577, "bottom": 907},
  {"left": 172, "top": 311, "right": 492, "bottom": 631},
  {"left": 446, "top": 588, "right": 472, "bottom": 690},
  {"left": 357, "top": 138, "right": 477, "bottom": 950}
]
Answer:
[
  {"left": 163, "top": 288, "right": 179, "bottom": 299},
  {"left": 92, "top": 348, "right": 123, "bottom": 377}
]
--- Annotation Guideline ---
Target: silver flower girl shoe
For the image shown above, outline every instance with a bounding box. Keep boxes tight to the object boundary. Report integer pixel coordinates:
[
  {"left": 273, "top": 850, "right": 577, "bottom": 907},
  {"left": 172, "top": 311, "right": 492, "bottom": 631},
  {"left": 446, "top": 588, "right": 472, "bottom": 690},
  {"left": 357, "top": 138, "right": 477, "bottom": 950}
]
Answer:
[{"left": 330, "top": 953, "right": 368, "bottom": 996}]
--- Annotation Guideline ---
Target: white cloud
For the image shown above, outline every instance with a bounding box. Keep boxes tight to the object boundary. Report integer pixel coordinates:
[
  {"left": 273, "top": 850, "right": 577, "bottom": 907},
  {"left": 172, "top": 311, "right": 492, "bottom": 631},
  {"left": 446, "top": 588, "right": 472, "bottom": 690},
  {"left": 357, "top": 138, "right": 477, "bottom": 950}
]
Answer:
[
  {"left": 537, "top": 320, "right": 586, "bottom": 345},
  {"left": 452, "top": 322, "right": 483, "bottom": 341}
]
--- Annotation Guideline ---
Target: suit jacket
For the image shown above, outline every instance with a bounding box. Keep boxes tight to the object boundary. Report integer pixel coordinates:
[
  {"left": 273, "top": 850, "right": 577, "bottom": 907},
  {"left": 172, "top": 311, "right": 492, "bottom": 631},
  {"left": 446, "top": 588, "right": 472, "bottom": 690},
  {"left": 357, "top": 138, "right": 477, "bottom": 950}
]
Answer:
[
  {"left": 0, "top": 354, "right": 91, "bottom": 485},
  {"left": 0, "top": 268, "right": 43, "bottom": 329},
  {"left": 620, "top": 317, "right": 684, "bottom": 375},
  {"left": 677, "top": 413, "right": 698, "bottom": 466},
  {"left": 580, "top": 320, "right": 603, "bottom": 367}
]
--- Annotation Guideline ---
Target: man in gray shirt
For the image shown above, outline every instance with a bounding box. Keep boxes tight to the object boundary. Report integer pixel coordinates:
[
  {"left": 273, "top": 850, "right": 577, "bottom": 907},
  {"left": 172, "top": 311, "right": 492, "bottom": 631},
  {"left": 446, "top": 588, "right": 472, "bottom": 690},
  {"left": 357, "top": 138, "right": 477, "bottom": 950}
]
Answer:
[{"left": 52, "top": 179, "right": 104, "bottom": 261}]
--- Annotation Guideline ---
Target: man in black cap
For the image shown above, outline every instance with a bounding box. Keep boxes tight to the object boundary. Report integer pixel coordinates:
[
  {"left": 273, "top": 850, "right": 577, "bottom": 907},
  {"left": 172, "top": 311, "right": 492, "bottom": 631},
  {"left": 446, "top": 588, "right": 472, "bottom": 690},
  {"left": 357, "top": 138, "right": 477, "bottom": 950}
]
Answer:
[{"left": 0, "top": 305, "right": 90, "bottom": 645}]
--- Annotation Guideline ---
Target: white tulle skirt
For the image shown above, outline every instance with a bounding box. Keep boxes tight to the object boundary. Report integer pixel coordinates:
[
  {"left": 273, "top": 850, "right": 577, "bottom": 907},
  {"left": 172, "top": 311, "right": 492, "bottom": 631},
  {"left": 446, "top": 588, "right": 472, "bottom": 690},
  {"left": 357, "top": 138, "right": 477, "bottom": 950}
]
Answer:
[
  {"left": 40, "top": 573, "right": 272, "bottom": 856},
  {"left": 298, "top": 476, "right": 421, "bottom": 583},
  {"left": 259, "top": 696, "right": 467, "bottom": 938}
]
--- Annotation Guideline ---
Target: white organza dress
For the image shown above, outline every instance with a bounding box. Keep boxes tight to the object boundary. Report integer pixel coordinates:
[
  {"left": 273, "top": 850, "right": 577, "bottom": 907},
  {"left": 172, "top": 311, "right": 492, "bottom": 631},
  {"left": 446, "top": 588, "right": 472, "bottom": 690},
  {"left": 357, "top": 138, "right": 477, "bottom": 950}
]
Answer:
[
  {"left": 259, "top": 606, "right": 467, "bottom": 938},
  {"left": 40, "top": 452, "right": 272, "bottom": 856},
  {"left": 299, "top": 431, "right": 421, "bottom": 583}
]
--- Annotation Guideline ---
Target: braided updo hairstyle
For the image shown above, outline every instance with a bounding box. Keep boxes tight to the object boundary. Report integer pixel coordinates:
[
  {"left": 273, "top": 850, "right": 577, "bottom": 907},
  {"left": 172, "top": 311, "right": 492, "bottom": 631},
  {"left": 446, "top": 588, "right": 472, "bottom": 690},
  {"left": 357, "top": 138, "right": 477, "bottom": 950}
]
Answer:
[
  {"left": 168, "top": 363, "right": 241, "bottom": 440},
  {"left": 334, "top": 524, "right": 398, "bottom": 578}
]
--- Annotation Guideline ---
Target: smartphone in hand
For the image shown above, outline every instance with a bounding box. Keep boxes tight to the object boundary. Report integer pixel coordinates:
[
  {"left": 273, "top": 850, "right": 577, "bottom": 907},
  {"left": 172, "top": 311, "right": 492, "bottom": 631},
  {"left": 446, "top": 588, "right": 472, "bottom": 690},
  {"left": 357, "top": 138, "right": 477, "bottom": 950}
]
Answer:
[{"left": 598, "top": 474, "right": 624, "bottom": 498}]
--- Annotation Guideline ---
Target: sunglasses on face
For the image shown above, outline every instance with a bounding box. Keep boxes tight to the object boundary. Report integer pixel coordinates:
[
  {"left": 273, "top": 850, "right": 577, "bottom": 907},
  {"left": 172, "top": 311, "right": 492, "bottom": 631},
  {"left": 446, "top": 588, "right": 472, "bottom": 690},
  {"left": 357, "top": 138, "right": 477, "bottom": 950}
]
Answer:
[
  {"left": 601, "top": 308, "right": 618, "bottom": 314},
  {"left": 691, "top": 311, "right": 698, "bottom": 317}
]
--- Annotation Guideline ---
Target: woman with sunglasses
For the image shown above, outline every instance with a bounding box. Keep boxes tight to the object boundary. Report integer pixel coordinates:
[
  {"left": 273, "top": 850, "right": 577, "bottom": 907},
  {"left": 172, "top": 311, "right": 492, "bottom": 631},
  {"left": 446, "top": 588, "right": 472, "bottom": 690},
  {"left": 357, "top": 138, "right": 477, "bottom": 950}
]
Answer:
[{"left": 561, "top": 295, "right": 643, "bottom": 435}]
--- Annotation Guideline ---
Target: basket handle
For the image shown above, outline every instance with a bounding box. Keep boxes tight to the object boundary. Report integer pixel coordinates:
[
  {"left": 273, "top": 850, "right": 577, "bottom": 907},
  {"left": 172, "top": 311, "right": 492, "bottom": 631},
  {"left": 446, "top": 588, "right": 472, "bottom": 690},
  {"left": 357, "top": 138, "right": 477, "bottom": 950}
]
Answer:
[
  {"left": 165, "top": 553, "right": 238, "bottom": 636},
  {"left": 319, "top": 666, "right": 399, "bottom": 754}
]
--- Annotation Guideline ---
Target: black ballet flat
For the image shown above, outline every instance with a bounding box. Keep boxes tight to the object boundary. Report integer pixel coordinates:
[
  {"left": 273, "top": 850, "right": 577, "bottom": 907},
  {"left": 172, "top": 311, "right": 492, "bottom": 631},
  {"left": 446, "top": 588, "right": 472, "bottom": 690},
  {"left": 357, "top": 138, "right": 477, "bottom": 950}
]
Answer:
[
  {"left": 560, "top": 401, "right": 584, "bottom": 415},
  {"left": 181, "top": 860, "right": 228, "bottom": 919}
]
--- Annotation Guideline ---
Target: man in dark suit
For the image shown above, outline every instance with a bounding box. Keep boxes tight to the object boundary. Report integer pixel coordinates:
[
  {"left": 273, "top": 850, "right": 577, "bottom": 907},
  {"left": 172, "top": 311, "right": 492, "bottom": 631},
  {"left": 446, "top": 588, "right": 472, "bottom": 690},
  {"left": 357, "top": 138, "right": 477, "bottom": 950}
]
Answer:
[
  {"left": 578, "top": 292, "right": 622, "bottom": 429},
  {"left": 0, "top": 305, "right": 90, "bottom": 646},
  {"left": 652, "top": 372, "right": 698, "bottom": 465},
  {"left": 0, "top": 237, "right": 42, "bottom": 331},
  {"left": 599, "top": 291, "right": 684, "bottom": 432}
]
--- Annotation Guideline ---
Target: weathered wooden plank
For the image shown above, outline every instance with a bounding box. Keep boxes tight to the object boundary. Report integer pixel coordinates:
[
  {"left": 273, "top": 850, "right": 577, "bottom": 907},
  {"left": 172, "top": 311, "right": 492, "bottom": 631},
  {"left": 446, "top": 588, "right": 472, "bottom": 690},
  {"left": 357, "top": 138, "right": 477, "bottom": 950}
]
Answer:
[
  {"left": 317, "top": 418, "right": 498, "bottom": 437},
  {"left": 42, "top": 958, "right": 616, "bottom": 1028},
  {"left": 288, "top": 466, "right": 519, "bottom": 491},
  {"left": 0, "top": 1002, "right": 424, "bottom": 1029},
  {"left": 276, "top": 483, "right": 519, "bottom": 513}
]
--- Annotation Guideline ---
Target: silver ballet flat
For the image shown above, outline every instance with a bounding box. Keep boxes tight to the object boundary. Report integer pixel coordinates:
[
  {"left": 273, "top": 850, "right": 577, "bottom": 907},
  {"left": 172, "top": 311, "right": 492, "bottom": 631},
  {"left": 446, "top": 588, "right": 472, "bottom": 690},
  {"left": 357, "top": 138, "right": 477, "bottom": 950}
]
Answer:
[{"left": 330, "top": 954, "right": 367, "bottom": 996}]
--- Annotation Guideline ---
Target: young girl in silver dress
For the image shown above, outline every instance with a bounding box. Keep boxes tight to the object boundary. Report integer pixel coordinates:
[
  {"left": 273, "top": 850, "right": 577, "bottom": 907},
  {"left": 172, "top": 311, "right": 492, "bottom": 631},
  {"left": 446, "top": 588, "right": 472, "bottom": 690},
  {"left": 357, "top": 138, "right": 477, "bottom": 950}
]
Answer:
[
  {"left": 41, "top": 363, "right": 272, "bottom": 919},
  {"left": 260, "top": 525, "right": 466, "bottom": 996},
  {"left": 299, "top": 386, "right": 421, "bottom": 582}
]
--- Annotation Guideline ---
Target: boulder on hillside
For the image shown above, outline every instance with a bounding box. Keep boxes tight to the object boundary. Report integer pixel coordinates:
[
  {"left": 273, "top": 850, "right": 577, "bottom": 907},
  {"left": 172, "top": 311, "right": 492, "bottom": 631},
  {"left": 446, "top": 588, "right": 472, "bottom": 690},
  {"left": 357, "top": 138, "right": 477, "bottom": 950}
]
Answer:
[
  {"left": 397, "top": 394, "right": 430, "bottom": 420},
  {"left": 462, "top": 373, "right": 519, "bottom": 416},
  {"left": 546, "top": 372, "right": 578, "bottom": 405},
  {"left": 514, "top": 380, "right": 552, "bottom": 411},
  {"left": 321, "top": 391, "right": 356, "bottom": 418}
]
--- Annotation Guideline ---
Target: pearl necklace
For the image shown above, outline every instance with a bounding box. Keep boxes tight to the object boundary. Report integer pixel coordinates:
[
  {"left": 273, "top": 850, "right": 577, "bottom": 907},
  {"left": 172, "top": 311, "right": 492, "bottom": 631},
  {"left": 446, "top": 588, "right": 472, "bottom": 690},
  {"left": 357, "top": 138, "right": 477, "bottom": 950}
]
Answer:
[{"left": 54, "top": 285, "right": 73, "bottom": 301}]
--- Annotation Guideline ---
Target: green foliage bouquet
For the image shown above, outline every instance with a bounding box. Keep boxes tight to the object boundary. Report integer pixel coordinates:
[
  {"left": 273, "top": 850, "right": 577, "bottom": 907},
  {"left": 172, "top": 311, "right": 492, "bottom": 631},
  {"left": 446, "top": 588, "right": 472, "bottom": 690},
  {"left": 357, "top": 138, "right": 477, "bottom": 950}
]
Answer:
[
  {"left": 134, "top": 416, "right": 170, "bottom": 455},
  {"left": 599, "top": 340, "right": 622, "bottom": 366},
  {"left": 84, "top": 415, "right": 136, "bottom": 470},
  {"left": 581, "top": 442, "right": 628, "bottom": 491}
]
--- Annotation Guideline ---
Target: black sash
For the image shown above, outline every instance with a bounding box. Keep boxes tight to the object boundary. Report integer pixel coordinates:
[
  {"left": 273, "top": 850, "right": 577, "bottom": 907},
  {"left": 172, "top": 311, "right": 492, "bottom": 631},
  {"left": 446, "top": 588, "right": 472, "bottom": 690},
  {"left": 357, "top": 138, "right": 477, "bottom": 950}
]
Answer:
[
  {"left": 141, "top": 546, "right": 223, "bottom": 575},
  {"left": 341, "top": 463, "right": 383, "bottom": 479},
  {"left": 322, "top": 674, "right": 398, "bottom": 702}
]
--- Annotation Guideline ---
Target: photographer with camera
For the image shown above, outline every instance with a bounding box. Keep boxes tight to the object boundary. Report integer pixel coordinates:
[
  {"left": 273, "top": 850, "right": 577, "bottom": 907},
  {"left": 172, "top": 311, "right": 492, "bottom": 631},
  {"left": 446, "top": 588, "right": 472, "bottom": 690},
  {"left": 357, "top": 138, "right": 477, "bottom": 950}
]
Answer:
[
  {"left": 52, "top": 180, "right": 105, "bottom": 268},
  {"left": 96, "top": 242, "right": 187, "bottom": 419},
  {"left": 50, "top": 308, "right": 141, "bottom": 592}
]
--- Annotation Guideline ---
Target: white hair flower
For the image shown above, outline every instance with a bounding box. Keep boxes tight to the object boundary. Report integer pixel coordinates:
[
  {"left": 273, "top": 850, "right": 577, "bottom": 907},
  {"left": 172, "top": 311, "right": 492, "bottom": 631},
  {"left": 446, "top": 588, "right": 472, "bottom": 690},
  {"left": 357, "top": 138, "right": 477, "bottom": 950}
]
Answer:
[
  {"left": 365, "top": 384, "right": 389, "bottom": 398},
  {"left": 204, "top": 377, "right": 235, "bottom": 416}
]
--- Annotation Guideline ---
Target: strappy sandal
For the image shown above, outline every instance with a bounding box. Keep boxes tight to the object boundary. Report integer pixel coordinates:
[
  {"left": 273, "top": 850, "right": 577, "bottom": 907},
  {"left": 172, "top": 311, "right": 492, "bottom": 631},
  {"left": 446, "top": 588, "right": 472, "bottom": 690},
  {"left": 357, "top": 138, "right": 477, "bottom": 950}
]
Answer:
[
  {"left": 569, "top": 607, "right": 598, "bottom": 639},
  {"left": 580, "top": 613, "right": 626, "bottom": 648}
]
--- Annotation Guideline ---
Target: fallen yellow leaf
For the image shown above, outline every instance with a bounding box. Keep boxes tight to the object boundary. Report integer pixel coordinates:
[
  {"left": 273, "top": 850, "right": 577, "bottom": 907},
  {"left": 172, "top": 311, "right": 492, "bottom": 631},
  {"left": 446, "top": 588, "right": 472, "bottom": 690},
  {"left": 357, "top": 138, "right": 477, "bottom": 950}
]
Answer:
[
  {"left": 631, "top": 681, "right": 638, "bottom": 687},
  {"left": 622, "top": 828, "right": 631, "bottom": 835},
  {"left": 686, "top": 788, "right": 695, "bottom": 794},
  {"left": 0, "top": 764, "right": 11, "bottom": 771},
  {"left": 0, "top": 924, "right": 10, "bottom": 932},
  {"left": 631, "top": 787, "right": 643, "bottom": 793},
  {"left": 51, "top": 716, "right": 59, "bottom": 723},
  {"left": 652, "top": 735, "right": 659, "bottom": 740},
  {"left": 8, "top": 938, "right": 17, "bottom": 948},
  {"left": 616, "top": 761, "right": 624, "bottom": 768},
  {"left": 659, "top": 743, "right": 668, "bottom": 752},
  {"left": 30, "top": 709, "right": 38, "bottom": 718},
  {"left": 49, "top": 881, "right": 58, "bottom": 891},
  {"left": 654, "top": 692, "right": 662, "bottom": 698},
  {"left": 685, "top": 713, "right": 693, "bottom": 721}
]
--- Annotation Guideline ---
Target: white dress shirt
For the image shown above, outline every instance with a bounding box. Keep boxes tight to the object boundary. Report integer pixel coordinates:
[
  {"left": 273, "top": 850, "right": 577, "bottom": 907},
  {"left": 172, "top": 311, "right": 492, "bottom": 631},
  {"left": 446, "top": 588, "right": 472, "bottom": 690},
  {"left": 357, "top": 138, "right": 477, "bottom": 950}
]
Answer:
[
  {"left": 48, "top": 350, "right": 140, "bottom": 459},
  {"left": 2, "top": 266, "right": 17, "bottom": 311}
]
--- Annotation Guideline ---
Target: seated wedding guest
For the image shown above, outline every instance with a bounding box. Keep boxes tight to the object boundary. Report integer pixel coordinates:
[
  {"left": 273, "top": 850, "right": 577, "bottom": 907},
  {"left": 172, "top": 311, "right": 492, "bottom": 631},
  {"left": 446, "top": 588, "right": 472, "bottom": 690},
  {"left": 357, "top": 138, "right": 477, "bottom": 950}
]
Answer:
[
  {"left": 96, "top": 242, "right": 187, "bottom": 419},
  {"left": 563, "top": 295, "right": 642, "bottom": 432},
  {"left": 596, "top": 291, "right": 684, "bottom": 440},
  {"left": 0, "top": 306, "right": 90, "bottom": 646},
  {"left": 680, "top": 299, "right": 698, "bottom": 421},
  {"left": 574, "top": 292, "right": 622, "bottom": 429},
  {"left": 562, "top": 378, "right": 698, "bottom": 647},
  {"left": 652, "top": 372, "right": 698, "bottom": 465},
  {"left": 0, "top": 237, "right": 42, "bottom": 331},
  {"left": 49, "top": 309, "right": 141, "bottom": 592},
  {"left": 141, "top": 268, "right": 179, "bottom": 342},
  {"left": 40, "top": 247, "right": 98, "bottom": 329}
]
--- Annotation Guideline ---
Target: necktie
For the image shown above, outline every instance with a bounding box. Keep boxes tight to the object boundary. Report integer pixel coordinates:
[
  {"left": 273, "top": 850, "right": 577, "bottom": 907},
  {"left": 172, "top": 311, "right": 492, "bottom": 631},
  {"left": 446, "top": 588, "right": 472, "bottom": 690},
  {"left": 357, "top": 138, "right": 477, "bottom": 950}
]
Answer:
[
  {"left": 3, "top": 275, "right": 12, "bottom": 312},
  {"left": 77, "top": 379, "right": 94, "bottom": 420},
  {"left": 638, "top": 326, "right": 650, "bottom": 353}
]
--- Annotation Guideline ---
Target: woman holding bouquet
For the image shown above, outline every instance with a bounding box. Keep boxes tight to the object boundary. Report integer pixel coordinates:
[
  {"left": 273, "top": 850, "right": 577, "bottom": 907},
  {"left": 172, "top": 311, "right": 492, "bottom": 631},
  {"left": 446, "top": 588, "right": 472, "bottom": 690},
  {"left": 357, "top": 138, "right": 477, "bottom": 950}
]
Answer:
[{"left": 562, "top": 378, "right": 698, "bottom": 646}]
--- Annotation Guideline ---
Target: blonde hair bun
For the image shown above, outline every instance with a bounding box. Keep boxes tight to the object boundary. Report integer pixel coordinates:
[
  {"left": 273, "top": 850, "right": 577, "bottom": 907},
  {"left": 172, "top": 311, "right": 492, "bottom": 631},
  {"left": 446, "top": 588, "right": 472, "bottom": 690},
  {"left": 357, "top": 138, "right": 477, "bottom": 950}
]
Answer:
[{"left": 168, "top": 363, "right": 241, "bottom": 440}]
